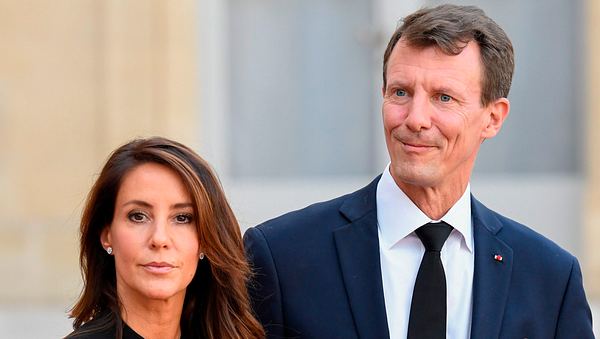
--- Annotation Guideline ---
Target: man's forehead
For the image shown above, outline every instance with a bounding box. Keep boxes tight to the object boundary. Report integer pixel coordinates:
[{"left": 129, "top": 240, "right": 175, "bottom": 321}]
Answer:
[
  {"left": 388, "top": 41, "right": 480, "bottom": 73},
  {"left": 385, "top": 40, "right": 483, "bottom": 93},
  {"left": 394, "top": 38, "right": 478, "bottom": 59}
]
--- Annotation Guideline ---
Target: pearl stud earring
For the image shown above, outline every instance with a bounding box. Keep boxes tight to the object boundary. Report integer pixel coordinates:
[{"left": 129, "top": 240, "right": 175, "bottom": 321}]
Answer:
[{"left": 199, "top": 252, "right": 205, "bottom": 260}]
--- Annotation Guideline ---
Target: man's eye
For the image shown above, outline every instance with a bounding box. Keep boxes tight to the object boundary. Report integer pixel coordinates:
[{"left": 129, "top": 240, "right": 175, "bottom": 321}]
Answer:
[
  {"left": 175, "top": 214, "right": 194, "bottom": 224},
  {"left": 128, "top": 212, "right": 148, "bottom": 223},
  {"left": 439, "top": 94, "right": 452, "bottom": 102},
  {"left": 395, "top": 89, "right": 407, "bottom": 97}
]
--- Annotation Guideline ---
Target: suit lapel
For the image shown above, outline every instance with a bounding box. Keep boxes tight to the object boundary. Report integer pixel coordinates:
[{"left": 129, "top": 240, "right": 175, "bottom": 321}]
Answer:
[
  {"left": 470, "top": 197, "right": 513, "bottom": 339},
  {"left": 331, "top": 182, "right": 513, "bottom": 339},
  {"left": 333, "top": 176, "right": 390, "bottom": 339}
]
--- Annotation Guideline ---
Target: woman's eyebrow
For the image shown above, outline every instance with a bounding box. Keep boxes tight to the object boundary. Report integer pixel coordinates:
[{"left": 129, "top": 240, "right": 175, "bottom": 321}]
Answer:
[{"left": 122, "top": 200, "right": 152, "bottom": 208}]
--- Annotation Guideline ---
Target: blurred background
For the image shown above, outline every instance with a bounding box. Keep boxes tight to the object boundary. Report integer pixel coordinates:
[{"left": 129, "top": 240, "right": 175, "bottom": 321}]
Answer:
[{"left": 0, "top": 0, "right": 599, "bottom": 337}]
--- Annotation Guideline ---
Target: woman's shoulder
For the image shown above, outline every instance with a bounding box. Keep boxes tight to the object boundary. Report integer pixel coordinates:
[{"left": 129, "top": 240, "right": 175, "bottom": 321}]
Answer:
[
  {"left": 65, "top": 318, "right": 114, "bottom": 339},
  {"left": 65, "top": 314, "right": 143, "bottom": 339}
]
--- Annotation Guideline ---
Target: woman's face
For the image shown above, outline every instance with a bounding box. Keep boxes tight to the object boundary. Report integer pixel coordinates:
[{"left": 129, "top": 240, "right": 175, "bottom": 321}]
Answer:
[{"left": 101, "top": 162, "right": 200, "bottom": 305}]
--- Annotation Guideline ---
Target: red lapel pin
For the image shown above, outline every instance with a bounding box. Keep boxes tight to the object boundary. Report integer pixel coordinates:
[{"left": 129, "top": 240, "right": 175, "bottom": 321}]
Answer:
[{"left": 494, "top": 254, "right": 503, "bottom": 262}]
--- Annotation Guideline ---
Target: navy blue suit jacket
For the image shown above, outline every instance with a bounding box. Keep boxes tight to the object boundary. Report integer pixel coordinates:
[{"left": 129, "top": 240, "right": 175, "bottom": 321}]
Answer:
[{"left": 244, "top": 176, "right": 594, "bottom": 338}]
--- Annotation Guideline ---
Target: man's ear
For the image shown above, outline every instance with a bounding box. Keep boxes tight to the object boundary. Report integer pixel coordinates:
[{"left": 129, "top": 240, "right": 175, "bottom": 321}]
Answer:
[{"left": 482, "top": 97, "right": 510, "bottom": 139}]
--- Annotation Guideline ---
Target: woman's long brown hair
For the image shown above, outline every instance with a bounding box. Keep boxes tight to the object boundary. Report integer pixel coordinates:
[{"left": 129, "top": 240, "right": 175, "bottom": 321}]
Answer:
[{"left": 68, "top": 137, "right": 264, "bottom": 339}]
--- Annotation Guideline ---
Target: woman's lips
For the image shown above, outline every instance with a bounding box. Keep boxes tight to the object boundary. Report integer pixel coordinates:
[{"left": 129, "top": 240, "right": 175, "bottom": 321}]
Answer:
[{"left": 142, "top": 262, "right": 176, "bottom": 274}]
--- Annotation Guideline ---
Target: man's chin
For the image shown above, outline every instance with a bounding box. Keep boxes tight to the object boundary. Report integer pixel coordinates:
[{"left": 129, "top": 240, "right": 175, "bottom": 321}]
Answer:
[{"left": 389, "top": 163, "right": 440, "bottom": 188}]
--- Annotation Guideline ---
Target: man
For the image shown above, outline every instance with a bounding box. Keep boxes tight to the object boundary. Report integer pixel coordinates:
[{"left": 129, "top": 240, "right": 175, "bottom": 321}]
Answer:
[{"left": 244, "top": 4, "right": 594, "bottom": 339}]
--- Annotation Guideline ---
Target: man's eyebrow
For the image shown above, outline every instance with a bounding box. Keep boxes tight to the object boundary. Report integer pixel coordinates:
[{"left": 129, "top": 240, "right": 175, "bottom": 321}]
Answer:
[
  {"left": 386, "top": 78, "right": 411, "bottom": 87},
  {"left": 433, "top": 86, "right": 457, "bottom": 94},
  {"left": 385, "top": 80, "right": 413, "bottom": 92}
]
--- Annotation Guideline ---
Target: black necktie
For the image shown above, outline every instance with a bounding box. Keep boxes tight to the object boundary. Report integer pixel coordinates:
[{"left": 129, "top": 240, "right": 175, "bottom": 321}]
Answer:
[{"left": 407, "top": 221, "right": 453, "bottom": 339}]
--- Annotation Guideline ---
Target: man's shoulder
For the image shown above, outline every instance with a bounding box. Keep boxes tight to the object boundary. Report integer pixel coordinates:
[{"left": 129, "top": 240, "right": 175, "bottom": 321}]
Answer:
[
  {"left": 474, "top": 198, "right": 576, "bottom": 264},
  {"left": 250, "top": 176, "right": 380, "bottom": 240}
]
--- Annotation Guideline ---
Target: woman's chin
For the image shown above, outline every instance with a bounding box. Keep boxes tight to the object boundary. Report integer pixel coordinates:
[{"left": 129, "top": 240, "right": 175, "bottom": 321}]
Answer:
[{"left": 137, "top": 285, "right": 186, "bottom": 302}]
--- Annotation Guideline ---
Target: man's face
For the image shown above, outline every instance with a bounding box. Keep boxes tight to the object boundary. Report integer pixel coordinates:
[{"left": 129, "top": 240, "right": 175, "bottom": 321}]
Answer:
[{"left": 382, "top": 39, "right": 508, "bottom": 191}]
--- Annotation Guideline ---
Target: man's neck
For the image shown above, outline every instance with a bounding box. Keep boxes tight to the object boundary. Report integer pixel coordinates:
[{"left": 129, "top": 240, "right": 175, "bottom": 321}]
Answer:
[{"left": 395, "top": 179, "right": 468, "bottom": 220}]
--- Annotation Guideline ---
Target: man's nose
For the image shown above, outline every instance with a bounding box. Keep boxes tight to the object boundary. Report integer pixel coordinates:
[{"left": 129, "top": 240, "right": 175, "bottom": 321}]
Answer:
[{"left": 404, "top": 95, "right": 433, "bottom": 132}]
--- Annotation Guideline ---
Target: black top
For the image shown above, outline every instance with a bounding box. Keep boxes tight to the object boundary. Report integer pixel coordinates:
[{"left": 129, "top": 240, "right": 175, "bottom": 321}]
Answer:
[
  {"left": 66, "top": 316, "right": 143, "bottom": 339},
  {"left": 66, "top": 312, "right": 200, "bottom": 339}
]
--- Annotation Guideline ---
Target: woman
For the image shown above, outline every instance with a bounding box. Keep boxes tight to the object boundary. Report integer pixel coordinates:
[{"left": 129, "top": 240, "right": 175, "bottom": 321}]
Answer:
[{"left": 67, "top": 137, "right": 264, "bottom": 339}]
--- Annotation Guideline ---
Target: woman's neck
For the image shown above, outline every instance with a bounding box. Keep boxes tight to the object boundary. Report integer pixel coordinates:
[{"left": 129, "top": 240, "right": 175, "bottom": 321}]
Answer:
[{"left": 119, "top": 292, "right": 185, "bottom": 339}]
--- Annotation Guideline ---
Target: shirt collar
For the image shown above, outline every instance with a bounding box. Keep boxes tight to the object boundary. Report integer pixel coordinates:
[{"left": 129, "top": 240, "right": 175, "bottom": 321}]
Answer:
[{"left": 376, "top": 164, "right": 473, "bottom": 252}]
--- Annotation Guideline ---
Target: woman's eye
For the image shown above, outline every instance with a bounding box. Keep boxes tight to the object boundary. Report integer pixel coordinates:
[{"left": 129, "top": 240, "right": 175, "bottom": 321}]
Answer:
[
  {"left": 439, "top": 94, "right": 452, "bottom": 102},
  {"left": 175, "top": 214, "right": 194, "bottom": 224},
  {"left": 395, "top": 89, "right": 407, "bottom": 97},
  {"left": 128, "top": 212, "right": 148, "bottom": 223}
]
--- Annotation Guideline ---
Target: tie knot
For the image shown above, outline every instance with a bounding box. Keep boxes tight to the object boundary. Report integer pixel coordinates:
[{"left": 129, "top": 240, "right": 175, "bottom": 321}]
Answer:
[{"left": 415, "top": 222, "right": 453, "bottom": 252}]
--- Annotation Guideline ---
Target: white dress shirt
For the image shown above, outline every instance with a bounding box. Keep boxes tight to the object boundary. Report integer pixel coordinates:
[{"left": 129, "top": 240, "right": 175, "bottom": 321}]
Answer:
[{"left": 377, "top": 164, "right": 474, "bottom": 339}]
